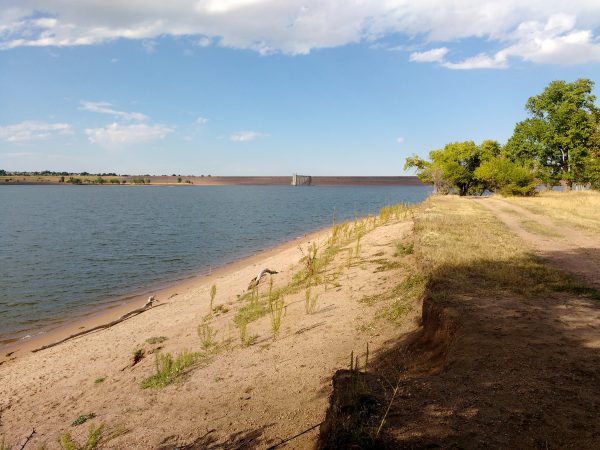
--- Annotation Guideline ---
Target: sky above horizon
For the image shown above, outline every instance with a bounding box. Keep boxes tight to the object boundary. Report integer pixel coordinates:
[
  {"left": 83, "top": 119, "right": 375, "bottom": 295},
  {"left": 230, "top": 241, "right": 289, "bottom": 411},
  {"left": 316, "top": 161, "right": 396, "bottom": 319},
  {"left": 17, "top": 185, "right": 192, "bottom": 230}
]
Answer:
[{"left": 1, "top": 1, "right": 600, "bottom": 175}]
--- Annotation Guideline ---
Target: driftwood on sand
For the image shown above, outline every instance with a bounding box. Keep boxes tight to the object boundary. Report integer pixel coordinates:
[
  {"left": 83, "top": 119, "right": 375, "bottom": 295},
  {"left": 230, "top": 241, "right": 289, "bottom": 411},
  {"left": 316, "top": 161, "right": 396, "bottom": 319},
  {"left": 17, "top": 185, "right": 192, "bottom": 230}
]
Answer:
[
  {"left": 247, "top": 268, "right": 279, "bottom": 290},
  {"left": 31, "top": 297, "right": 160, "bottom": 353}
]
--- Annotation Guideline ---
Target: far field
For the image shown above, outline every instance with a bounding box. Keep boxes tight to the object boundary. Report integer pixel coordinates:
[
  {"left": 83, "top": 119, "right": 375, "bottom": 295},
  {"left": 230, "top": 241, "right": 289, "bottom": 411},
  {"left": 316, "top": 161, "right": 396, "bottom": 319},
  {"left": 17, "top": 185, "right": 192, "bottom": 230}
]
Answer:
[{"left": 0, "top": 175, "right": 422, "bottom": 186}]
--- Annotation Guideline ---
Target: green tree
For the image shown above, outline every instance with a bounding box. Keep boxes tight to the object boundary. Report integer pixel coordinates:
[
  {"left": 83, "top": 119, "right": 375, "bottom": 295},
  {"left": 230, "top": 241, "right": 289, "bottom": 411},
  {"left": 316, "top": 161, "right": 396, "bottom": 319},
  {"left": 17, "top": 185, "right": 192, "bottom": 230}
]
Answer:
[
  {"left": 505, "top": 79, "right": 599, "bottom": 188},
  {"left": 405, "top": 141, "right": 492, "bottom": 196},
  {"left": 475, "top": 158, "right": 537, "bottom": 196}
]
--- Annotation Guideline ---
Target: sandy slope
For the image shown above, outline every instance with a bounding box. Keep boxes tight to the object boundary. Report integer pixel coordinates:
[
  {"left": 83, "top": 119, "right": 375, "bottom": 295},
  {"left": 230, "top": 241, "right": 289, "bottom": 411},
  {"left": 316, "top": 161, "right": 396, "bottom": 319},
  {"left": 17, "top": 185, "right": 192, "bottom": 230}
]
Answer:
[{"left": 0, "top": 218, "right": 417, "bottom": 449}]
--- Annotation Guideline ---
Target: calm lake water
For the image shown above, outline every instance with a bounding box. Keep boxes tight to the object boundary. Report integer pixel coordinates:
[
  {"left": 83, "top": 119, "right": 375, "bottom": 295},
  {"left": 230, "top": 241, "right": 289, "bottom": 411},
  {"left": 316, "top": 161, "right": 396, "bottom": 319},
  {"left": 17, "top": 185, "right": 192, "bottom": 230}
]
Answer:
[{"left": 0, "top": 185, "right": 431, "bottom": 345}]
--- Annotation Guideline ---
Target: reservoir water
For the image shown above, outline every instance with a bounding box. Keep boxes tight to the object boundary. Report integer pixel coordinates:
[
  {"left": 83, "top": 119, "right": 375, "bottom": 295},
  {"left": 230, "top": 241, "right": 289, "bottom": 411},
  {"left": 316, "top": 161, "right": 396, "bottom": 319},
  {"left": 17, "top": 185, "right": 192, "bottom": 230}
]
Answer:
[{"left": 0, "top": 184, "right": 430, "bottom": 345}]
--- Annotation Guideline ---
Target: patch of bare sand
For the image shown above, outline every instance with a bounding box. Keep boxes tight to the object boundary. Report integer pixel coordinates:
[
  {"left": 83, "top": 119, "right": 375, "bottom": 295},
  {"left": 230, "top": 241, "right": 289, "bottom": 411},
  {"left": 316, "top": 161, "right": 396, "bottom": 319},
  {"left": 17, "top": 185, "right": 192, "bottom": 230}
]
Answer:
[{"left": 0, "top": 219, "right": 418, "bottom": 449}]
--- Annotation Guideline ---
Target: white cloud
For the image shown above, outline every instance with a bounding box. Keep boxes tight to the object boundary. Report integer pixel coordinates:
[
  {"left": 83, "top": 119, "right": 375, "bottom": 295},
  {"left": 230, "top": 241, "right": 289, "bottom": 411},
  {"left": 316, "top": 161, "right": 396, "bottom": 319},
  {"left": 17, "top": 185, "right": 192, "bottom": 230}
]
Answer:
[
  {"left": 85, "top": 123, "right": 173, "bottom": 146},
  {"left": 80, "top": 101, "right": 148, "bottom": 121},
  {"left": 142, "top": 39, "right": 157, "bottom": 54},
  {"left": 409, "top": 47, "right": 448, "bottom": 63},
  {"left": 197, "top": 36, "right": 212, "bottom": 47},
  {"left": 0, "top": 121, "right": 72, "bottom": 142},
  {"left": 230, "top": 130, "right": 268, "bottom": 142},
  {"left": 196, "top": 116, "right": 209, "bottom": 125},
  {"left": 442, "top": 53, "right": 508, "bottom": 70},
  {"left": 396, "top": 136, "right": 405, "bottom": 144},
  {"left": 1, "top": 2, "right": 600, "bottom": 67}
]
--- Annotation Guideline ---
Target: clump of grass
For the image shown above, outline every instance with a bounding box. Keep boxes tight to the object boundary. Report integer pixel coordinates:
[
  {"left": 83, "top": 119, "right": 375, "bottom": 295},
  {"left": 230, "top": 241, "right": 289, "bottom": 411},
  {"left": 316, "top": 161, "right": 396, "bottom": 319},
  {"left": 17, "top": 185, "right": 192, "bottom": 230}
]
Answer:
[
  {"left": 236, "top": 318, "right": 249, "bottom": 346},
  {"left": 140, "top": 350, "right": 200, "bottom": 389},
  {"left": 209, "top": 284, "right": 217, "bottom": 315},
  {"left": 305, "top": 286, "right": 319, "bottom": 314},
  {"left": 394, "top": 241, "right": 414, "bottom": 256},
  {"left": 93, "top": 377, "right": 105, "bottom": 384},
  {"left": 59, "top": 423, "right": 104, "bottom": 450},
  {"left": 145, "top": 336, "right": 168, "bottom": 345},
  {"left": 371, "top": 258, "right": 404, "bottom": 273},
  {"left": 268, "top": 279, "right": 285, "bottom": 339},
  {"left": 58, "top": 423, "right": 127, "bottom": 450},
  {"left": 212, "top": 304, "right": 229, "bottom": 315},
  {"left": 72, "top": 414, "right": 96, "bottom": 427},
  {"left": 378, "top": 204, "right": 409, "bottom": 223},
  {"left": 0, "top": 436, "right": 11, "bottom": 450},
  {"left": 198, "top": 323, "right": 218, "bottom": 352}
]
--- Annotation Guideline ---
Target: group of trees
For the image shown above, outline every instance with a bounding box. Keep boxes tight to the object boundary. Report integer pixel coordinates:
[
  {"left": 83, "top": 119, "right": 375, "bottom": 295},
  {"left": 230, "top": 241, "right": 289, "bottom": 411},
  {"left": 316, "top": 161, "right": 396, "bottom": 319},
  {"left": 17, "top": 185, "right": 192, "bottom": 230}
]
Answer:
[{"left": 406, "top": 79, "right": 600, "bottom": 196}]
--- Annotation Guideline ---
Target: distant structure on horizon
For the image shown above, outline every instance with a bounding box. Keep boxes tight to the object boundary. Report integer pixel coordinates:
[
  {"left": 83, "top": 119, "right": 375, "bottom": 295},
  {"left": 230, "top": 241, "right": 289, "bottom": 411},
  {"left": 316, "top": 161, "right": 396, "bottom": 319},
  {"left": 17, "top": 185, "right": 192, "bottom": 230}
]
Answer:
[{"left": 291, "top": 174, "right": 312, "bottom": 186}]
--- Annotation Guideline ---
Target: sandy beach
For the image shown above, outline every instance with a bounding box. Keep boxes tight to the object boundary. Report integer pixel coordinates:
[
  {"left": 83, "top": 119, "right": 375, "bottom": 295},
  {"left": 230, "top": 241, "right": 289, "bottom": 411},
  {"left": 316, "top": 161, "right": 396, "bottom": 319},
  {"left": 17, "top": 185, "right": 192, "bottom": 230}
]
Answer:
[{"left": 0, "top": 211, "right": 418, "bottom": 449}]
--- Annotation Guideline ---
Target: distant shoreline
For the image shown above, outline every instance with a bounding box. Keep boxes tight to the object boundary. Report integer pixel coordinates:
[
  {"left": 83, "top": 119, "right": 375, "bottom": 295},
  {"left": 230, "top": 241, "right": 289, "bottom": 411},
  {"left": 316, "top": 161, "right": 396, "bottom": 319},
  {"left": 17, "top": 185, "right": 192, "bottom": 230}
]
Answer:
[{"left": 1, "top": 175, "right": 423, "bottom": 186}]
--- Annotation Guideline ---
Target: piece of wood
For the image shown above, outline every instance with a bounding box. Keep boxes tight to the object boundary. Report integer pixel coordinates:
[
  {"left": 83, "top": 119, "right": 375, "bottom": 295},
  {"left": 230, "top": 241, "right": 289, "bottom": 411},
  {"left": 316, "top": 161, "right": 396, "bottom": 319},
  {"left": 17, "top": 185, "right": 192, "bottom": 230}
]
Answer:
[
  {"left": 247, "top": 268, "right": 279, "bottom": 290},
  {"left": 31, "top": 297, "right": 160, "bottom": 353}
]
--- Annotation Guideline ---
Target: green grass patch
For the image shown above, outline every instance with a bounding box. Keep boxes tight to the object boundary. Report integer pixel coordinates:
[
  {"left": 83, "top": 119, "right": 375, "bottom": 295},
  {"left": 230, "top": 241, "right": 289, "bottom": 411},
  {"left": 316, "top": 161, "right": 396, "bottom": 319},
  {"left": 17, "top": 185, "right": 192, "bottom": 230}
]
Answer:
[
  {"left": 394, "top": 241, "right": 414, "bottom": 256},
  {"left": 140, "top": 350, "right": 201, "bottom": 389}
]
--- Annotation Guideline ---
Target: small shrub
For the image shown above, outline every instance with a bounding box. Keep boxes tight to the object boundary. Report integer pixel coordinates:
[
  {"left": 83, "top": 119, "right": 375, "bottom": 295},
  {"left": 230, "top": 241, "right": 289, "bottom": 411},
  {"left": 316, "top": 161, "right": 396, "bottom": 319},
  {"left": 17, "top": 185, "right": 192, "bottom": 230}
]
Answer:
[
  {"left": 59, "top": 423, "right": 105, "bottom": 450},
  {"left": 305, "top": 286, "right": 318, "bottom": 314},
  {"left": 209, "top": 284, "right": 217, "bottom": 315},
  {"left": 394, "top": 241, "right": 414, "bottom": 256},
  {"left": 268, "top": 286, "right": 285, "bottom": 339},
  {"left": 72, "top": 413, "right": 96, "bottom": 426},
  {"left": 0, "top": 436, "right": 11, "bottom": 450},
  {"left": 212, "top": 304, "right": 229, "bottom": 315},
  {"left": 145, "top": 336, "right": 168, "bottom": 345},
  {"left": 140, "top": 350, "right": 200, "bottom": 389},
  {"left": 198, "top": 323, "right": 218, "bottom": 351},
  {"left": 237, "top": 318, "right": 248, "bottom": 345},
  {"left": 94, "top": 377, "right": 105, "bottom": 384}
]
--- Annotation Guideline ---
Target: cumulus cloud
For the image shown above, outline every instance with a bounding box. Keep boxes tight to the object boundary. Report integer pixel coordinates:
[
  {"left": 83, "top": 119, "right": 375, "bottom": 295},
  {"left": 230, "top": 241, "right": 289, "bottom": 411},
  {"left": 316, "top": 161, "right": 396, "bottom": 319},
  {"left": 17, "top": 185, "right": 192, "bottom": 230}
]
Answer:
[
  {"left": 85, "top": 123, "right": 173, "bottom": 146},
  {"left": 409, "top": 47, "right": 448, "bottom": 63},
  {"left": 0, "top": 121, "right": 72, "bottom": 142},
  {"left": 196, "top": 116, "right": 209, "bottom": 125},
  {"left": 79, "top": 101, "right": 148, "bottom": 121},
  {"left": 229, "top": 130, "right": 268, "bottom": 142},
  {"left": 1, "top": 2, "right": 600, "bottom": 67},
  {"left": 396, "top": 136, "right": 405, "bottom": 144}
]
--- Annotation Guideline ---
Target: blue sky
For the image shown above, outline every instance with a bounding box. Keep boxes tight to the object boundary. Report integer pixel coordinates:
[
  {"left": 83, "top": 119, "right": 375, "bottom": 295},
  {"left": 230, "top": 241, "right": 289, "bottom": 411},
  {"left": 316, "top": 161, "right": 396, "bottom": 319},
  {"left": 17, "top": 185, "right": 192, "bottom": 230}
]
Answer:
[{"left": 1, "top": 1, "right": 600, "bottom": 175}]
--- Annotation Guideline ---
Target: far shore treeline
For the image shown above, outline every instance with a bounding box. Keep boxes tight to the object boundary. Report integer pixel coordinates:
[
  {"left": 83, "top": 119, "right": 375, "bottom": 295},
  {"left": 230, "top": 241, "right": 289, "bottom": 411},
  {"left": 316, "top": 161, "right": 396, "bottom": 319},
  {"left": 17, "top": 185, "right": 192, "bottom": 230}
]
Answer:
[{"left": 406, "top": 79, "right": 600, "bottom": 196}]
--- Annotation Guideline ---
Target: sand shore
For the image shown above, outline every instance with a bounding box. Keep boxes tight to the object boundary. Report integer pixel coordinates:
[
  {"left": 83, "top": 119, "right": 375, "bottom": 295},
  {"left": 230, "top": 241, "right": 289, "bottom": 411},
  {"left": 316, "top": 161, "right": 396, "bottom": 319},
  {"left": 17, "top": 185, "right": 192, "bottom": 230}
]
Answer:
[
  {"left": 0, "top": 211, "right": 418, "bottom": 449},
  {"left": 0, "top": 226, "right": 331, "bottom": 364}
]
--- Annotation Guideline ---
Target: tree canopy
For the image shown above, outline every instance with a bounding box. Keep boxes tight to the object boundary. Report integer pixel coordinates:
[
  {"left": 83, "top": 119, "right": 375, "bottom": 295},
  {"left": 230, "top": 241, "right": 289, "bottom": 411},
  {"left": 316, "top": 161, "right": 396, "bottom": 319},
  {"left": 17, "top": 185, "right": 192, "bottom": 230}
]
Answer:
[{"left": 406, "top": 79, "right": 600, "bottom": 196}]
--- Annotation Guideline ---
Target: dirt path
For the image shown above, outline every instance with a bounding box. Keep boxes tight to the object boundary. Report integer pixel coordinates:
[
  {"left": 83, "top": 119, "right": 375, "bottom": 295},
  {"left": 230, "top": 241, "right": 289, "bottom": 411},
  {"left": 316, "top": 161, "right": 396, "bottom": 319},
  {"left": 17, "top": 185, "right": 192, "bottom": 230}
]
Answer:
[{"left": 475, "top": 197, "right": 600, "bottom": 289}]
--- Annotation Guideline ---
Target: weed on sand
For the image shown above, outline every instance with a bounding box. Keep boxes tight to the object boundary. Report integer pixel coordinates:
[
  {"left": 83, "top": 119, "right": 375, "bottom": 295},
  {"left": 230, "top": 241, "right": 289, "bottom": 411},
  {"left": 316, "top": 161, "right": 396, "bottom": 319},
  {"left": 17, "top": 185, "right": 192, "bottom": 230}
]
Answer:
[{"left": 140, "top": 350, "right": 201, "bottom": 389}]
